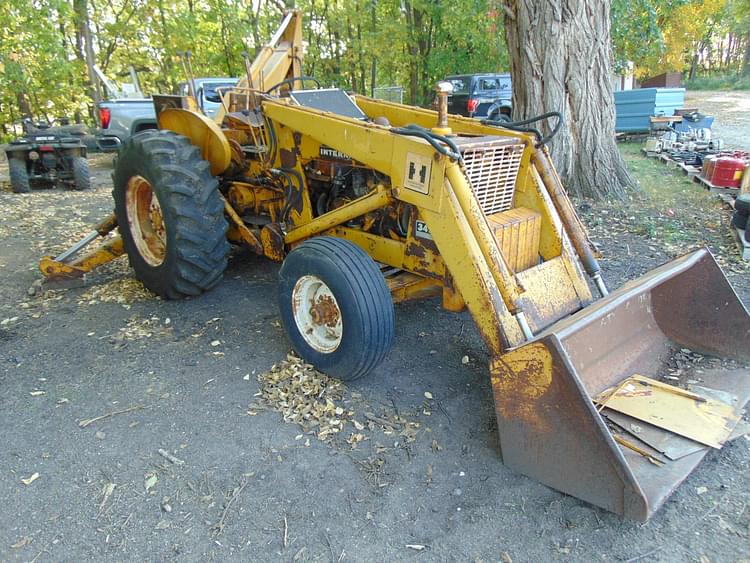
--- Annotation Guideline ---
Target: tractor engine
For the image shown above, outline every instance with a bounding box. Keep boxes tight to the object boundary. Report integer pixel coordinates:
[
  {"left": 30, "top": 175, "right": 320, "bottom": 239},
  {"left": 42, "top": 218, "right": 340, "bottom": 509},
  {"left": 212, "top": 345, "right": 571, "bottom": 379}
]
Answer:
[{"left": 305, "top": 156, "right": 408, "bottom": 239}]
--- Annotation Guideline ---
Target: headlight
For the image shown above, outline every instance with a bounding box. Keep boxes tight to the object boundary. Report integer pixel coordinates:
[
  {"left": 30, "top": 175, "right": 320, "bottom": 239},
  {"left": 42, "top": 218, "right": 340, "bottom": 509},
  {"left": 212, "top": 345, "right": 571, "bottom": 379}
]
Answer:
[{"left": 29, "top": 151, "right": 39, "bottom": 160}]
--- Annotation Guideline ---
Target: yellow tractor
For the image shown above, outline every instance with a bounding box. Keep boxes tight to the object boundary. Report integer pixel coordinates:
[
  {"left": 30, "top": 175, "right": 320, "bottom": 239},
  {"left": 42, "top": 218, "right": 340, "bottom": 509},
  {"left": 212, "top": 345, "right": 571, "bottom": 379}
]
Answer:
[{"left": 40, "top": 11, "right": 750, "bottom": 520}]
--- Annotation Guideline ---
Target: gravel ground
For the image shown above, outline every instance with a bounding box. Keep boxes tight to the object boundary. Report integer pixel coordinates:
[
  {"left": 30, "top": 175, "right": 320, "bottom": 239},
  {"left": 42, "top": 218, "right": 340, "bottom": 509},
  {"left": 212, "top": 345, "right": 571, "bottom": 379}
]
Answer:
[
  {"left": 0, "top": 128, "right": 749, "bottom": 562},
  {"left": 685, "top": 90, "right": 750, "bottom": 151}
]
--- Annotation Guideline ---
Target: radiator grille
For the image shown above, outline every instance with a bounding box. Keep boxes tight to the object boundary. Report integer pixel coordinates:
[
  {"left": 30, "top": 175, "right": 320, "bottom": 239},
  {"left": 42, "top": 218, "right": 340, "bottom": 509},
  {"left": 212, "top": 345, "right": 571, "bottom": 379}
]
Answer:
[{"left": 461, "top": 142, "right": 525, "bottom": 215}]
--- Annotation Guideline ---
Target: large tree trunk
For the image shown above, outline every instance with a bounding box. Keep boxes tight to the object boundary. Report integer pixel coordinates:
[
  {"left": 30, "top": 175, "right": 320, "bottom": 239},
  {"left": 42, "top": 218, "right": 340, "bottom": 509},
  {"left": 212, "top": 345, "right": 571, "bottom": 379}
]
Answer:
[
  {"left": 74, "top": 0, "right": 102, "bottom": 107},
  {"left": 503, "top": 0, "right": 635, "bottom": 200}
]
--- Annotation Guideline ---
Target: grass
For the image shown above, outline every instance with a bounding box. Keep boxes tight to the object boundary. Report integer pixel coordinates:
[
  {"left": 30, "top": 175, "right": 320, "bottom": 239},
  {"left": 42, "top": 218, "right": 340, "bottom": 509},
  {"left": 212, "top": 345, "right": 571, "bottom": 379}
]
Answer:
[
  {"left": 577, "top": 142, "right": 742, "bottom": 268},
  {"left": 684, "top": 73, "right": 750, "bottom": 91}
]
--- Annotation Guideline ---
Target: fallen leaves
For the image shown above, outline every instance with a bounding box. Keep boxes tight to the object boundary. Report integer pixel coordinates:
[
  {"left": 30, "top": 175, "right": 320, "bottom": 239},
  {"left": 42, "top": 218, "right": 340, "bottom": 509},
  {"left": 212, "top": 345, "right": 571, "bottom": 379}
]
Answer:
[
  {"left": 254, "top": 353, "right": 349, "bottom": 441},
  {"left": 10, "top": 536, "right": 32, "bottom": 549},
  {"left": 254, "top": 353, "right": 426, "bottom": 450},
  {"left": 77, "top": 277, "right": 155, "bottom": 305},
  {"left": 21, "top": 473, "right": 40, "bottom": 485},
  {"left": 144, "top": 473, "right": 158, "bottom": 491}
]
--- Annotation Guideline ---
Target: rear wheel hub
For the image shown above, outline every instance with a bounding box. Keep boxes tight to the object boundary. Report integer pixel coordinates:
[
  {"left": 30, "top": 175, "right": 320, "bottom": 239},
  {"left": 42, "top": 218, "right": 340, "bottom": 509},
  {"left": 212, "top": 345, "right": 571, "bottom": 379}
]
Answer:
[{"left": 125, "top": 175, "right": 166, "bottom": 267}]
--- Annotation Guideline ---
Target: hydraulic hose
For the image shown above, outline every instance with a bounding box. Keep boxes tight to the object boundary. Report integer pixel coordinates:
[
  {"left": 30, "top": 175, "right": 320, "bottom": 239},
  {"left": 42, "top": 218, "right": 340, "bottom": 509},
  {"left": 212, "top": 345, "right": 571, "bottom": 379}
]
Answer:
[
  {"left": 391, "top": 125, "right": 461, "bottom": 161},
  {"left": 482, "top": 111, "right": 563, "bottom": 146}
]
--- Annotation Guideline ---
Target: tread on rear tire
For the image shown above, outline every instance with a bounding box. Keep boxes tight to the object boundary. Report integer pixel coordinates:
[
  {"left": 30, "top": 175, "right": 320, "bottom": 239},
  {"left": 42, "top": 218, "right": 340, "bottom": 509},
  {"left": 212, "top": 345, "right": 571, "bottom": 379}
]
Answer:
[{"left": 113, "top": 129, "right": 230, "bottom": 299}]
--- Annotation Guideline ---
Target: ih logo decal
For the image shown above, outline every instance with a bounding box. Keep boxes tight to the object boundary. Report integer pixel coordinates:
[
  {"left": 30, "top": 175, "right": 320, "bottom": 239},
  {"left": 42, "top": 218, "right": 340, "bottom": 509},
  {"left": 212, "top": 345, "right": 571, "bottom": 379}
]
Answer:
[{"left": 404, "top": 153, "right": 432, "bottom": 194}]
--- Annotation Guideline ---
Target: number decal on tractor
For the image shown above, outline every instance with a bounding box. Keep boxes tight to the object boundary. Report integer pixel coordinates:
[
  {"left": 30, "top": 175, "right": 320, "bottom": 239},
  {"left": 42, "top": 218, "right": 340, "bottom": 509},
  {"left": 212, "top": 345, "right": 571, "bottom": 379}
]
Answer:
[{"left": 415, "top": 220, "right": 433, "bottom": 240}]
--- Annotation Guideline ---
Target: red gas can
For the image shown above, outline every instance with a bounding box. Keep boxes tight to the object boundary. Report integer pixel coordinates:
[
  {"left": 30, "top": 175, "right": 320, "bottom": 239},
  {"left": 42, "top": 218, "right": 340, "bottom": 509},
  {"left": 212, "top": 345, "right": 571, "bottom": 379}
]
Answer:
[
  {"left": 702, "top": 156, "right": 717, "bottom": 180},
  {"left": 711, "top": 156, "right": 747, "bottom": 189}
]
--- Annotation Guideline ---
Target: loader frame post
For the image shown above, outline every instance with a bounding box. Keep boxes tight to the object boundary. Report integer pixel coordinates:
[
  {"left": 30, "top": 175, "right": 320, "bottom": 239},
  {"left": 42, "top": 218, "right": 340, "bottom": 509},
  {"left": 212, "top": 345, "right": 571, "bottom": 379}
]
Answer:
[{"left": 531, "top": 146, "right": 609, "bottom": 296}]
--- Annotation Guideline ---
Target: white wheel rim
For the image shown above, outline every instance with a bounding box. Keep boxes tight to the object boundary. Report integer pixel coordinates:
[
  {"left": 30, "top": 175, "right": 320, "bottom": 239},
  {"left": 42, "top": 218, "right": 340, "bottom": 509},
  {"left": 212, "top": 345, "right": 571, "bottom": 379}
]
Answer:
[
  {"left": 125, "top": 175, "right": 167, "bottom": 267},
  {"left": 291, "top": 275, "right": 343, "bottom": 353}
]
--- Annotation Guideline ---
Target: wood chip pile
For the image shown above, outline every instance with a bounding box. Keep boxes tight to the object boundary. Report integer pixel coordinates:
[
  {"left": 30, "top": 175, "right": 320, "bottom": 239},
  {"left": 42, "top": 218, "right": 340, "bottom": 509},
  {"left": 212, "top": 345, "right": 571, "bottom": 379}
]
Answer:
[{"left": 253, "top": 354, "right": 350, "bottom": 441}]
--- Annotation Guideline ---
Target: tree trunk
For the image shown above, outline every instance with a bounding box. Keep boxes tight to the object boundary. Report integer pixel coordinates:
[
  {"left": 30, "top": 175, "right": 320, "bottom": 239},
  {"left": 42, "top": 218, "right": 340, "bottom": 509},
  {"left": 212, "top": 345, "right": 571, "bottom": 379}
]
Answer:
[
  {"left": 743, "top": 32, "right": 750, "bottom": 76},
  {"left": 73, "top": 0, "right": 102, "bottom": 107},
  {"left": 370, "top": 0, "right": 377, "bottom": 97},
  {"left": 503, "top": 0, "right": 635, "bottom": 200}
]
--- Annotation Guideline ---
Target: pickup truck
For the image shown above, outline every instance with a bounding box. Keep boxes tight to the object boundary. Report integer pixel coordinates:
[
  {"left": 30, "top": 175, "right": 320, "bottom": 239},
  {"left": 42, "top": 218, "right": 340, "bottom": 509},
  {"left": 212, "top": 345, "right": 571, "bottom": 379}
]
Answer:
[
  {"left": 96, "top": 77, "right": 238, "bottom": 152},
  {"left": 444, "top": 73, "right": 513, "bottom": 121}
]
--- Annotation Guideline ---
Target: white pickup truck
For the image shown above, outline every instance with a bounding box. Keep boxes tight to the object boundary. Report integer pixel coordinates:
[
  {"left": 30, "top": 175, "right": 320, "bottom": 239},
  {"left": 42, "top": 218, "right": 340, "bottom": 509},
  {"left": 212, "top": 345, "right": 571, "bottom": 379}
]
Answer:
[{"left": 96, "top": 77, "right": 238, "bottom": 152}]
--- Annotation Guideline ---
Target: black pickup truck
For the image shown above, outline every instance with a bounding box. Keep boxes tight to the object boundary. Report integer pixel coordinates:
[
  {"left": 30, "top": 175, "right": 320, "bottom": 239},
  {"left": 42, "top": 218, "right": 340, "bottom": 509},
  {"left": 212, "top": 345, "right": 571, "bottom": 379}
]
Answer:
[{"left": 445, "top": 73, "right": 512, "bottom": 121}]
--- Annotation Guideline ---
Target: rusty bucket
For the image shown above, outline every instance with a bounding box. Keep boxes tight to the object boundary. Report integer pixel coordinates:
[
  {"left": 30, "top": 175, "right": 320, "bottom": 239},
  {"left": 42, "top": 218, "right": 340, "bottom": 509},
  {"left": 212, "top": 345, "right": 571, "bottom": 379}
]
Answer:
[{"left": 490, "top": 248, "right": 750, "bottom": 520}]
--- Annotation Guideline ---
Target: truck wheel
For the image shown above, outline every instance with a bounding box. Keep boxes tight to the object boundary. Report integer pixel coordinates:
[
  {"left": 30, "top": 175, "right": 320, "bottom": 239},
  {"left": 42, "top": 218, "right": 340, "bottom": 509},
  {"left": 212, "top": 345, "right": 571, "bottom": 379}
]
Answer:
[
  {"left": 278, "top": 236, "right": 395, "bottom": 381},
  {"left": 71, "top": 156, "right": 91, "bottom": 190},
  {"left": 113, "top": 130, "right": 230, "bottom": 299},
  {"left": 9, "top": 158, "right": 30, "bottom": 193}
]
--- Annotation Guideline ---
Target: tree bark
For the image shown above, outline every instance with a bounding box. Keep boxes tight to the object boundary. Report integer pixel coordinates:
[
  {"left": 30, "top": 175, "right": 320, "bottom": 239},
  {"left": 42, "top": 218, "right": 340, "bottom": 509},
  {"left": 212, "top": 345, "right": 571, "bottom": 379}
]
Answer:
[
  {"left": 73, "top": 0, "right": 102, "bottom": 106},
  {"left": 503, "top": 0, "right": 635, "bottom": 200}
]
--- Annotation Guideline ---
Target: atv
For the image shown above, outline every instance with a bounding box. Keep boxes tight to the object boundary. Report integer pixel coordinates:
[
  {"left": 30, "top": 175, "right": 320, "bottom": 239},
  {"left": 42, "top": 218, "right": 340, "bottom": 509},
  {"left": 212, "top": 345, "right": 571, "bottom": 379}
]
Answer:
[{"left": 5, "top": 119, "right": 90, "bottom": 193}]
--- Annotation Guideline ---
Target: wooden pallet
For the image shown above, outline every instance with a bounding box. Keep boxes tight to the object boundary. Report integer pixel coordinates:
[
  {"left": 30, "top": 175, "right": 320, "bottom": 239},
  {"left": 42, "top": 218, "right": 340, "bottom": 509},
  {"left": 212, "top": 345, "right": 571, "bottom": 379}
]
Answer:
[
  {"left": 677, "top": 162, "right": 701, "bottom": 178},
  {"left": 732, "top": 227, "right": 750, "bottom": 261},
  {"left": 693, "top": 174, "right": 740, "bottom": 195}
]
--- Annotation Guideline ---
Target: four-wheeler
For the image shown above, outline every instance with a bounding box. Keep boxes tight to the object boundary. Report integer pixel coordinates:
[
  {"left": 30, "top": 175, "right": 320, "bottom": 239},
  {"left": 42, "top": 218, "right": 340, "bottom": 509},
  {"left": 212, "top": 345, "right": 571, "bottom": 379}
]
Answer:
[
  {"left": 37, "top": 11, "right": 750, "bottom": 521},
  {"left": 5, "top": 119, "right": 90, "bottom": 193}
]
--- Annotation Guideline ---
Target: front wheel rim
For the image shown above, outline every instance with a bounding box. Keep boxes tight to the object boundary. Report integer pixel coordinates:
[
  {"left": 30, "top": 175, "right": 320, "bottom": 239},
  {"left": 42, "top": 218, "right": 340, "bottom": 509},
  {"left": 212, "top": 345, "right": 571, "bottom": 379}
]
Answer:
[
  {"left": 125, "top": 175, "right": 167, "bottom": 267},
  {"left": 291, "top": 275, "right": 343, "bottom": 353}
]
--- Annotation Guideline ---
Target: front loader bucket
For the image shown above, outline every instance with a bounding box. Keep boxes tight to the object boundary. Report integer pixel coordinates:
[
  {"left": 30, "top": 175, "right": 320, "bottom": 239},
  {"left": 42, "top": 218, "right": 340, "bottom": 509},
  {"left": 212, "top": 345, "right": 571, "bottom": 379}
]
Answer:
[{"left": 490, "top": 248, "right": 750, "bottom": 520}]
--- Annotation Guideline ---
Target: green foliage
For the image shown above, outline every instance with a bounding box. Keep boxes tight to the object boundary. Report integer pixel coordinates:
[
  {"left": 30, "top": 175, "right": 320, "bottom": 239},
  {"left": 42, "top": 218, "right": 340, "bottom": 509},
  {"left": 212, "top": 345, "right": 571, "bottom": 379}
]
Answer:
[
  {"left": 0, "top": 0, "right": 508, "bottom": 134},
  {"left": 684, "top": 72, "right": 750, "bottom": 89},
  {"left": 611, "top": 0, "right": 750, "bottom": 80},
  {"left": 1, "top": 0, "right": 745, "bottom": 137}
]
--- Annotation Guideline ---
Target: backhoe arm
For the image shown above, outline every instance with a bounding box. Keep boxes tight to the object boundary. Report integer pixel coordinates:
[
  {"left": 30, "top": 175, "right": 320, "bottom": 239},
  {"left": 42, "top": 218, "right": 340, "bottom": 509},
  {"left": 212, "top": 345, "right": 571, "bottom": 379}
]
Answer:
[{"left": 213, "top": 10, "right": 303, "bottom": 124}]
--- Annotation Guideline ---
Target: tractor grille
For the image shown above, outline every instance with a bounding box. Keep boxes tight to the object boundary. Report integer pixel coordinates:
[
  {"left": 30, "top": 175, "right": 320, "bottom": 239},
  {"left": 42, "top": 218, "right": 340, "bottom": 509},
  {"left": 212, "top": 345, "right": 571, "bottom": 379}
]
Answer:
[{"left": 460, "top": 141, "right": 525, "bottom": 215}]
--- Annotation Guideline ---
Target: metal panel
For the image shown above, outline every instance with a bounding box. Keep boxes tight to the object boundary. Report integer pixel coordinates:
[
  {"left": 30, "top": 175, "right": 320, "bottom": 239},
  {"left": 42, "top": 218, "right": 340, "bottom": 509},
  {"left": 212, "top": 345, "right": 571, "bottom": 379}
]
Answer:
[
  {"left": 614, "top": 88, "right": 685, "bottom": 133},
  {"left": 289, "top": 89, "right": 367, "bottom": 120},
  {"left": 599, "top": 375, "right": 741, "bottom": 449}
]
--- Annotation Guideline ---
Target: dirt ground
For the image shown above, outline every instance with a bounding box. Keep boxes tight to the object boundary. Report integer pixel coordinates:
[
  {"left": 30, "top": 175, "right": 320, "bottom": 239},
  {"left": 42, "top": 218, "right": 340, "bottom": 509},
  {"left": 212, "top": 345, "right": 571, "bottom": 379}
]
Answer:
[
  {"left": 1, "top": 121, "right": 749, "bottom": 562},
  {"left": 685, "top": 90, "right": 750, "bottom": 151}
]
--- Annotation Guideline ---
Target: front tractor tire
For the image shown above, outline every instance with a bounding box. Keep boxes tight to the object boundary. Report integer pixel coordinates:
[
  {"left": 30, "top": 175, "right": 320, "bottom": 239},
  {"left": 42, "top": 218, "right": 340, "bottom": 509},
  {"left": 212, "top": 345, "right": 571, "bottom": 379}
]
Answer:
[
  {"left": 278, "top": 236, "right": 395, "bottom": 381},
  {"left": 113, "top": 130, "right": 230, "bottom": 299}
]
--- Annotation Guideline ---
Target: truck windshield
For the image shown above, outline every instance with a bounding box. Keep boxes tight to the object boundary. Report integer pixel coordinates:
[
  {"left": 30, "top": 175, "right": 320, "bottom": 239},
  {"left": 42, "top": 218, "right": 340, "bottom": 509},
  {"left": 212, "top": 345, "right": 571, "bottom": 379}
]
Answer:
[{"left": 203, "top": 82, "right": 237, "bottom": 103}]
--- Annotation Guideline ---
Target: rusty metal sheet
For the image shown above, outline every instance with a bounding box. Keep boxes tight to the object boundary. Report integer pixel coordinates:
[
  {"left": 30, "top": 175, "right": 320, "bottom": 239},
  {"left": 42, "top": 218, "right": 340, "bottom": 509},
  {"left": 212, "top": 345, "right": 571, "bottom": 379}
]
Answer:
[
  {"left": 603, "top": 409, "right": 707, "bottom": 461},
  {"left": 598, "top": 375, "right": 741, "bottom": 449}
]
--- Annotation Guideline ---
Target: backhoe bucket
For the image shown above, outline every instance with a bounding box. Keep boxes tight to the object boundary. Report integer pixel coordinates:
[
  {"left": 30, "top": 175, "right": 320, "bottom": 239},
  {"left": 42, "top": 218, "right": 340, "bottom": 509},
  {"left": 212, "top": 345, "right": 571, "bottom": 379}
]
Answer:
[{"left": 490, "top": 248, "right": 750, "bottom": 520}]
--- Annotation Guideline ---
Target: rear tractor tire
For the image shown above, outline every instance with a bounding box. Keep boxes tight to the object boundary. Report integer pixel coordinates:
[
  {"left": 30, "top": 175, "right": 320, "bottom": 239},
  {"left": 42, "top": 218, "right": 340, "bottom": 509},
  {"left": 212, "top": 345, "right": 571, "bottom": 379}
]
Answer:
[
  {"left": 113, "top": 129, "right": 230, "bottom": 299},
  {"left": 278, "top": 236, "right": 395, "bottom": 381},
  {"left": 71, "top": 156, "right": 91, "bottom": 190},
  {"left": 9, "top": 158, "right": 30, "bottom": 193}
]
